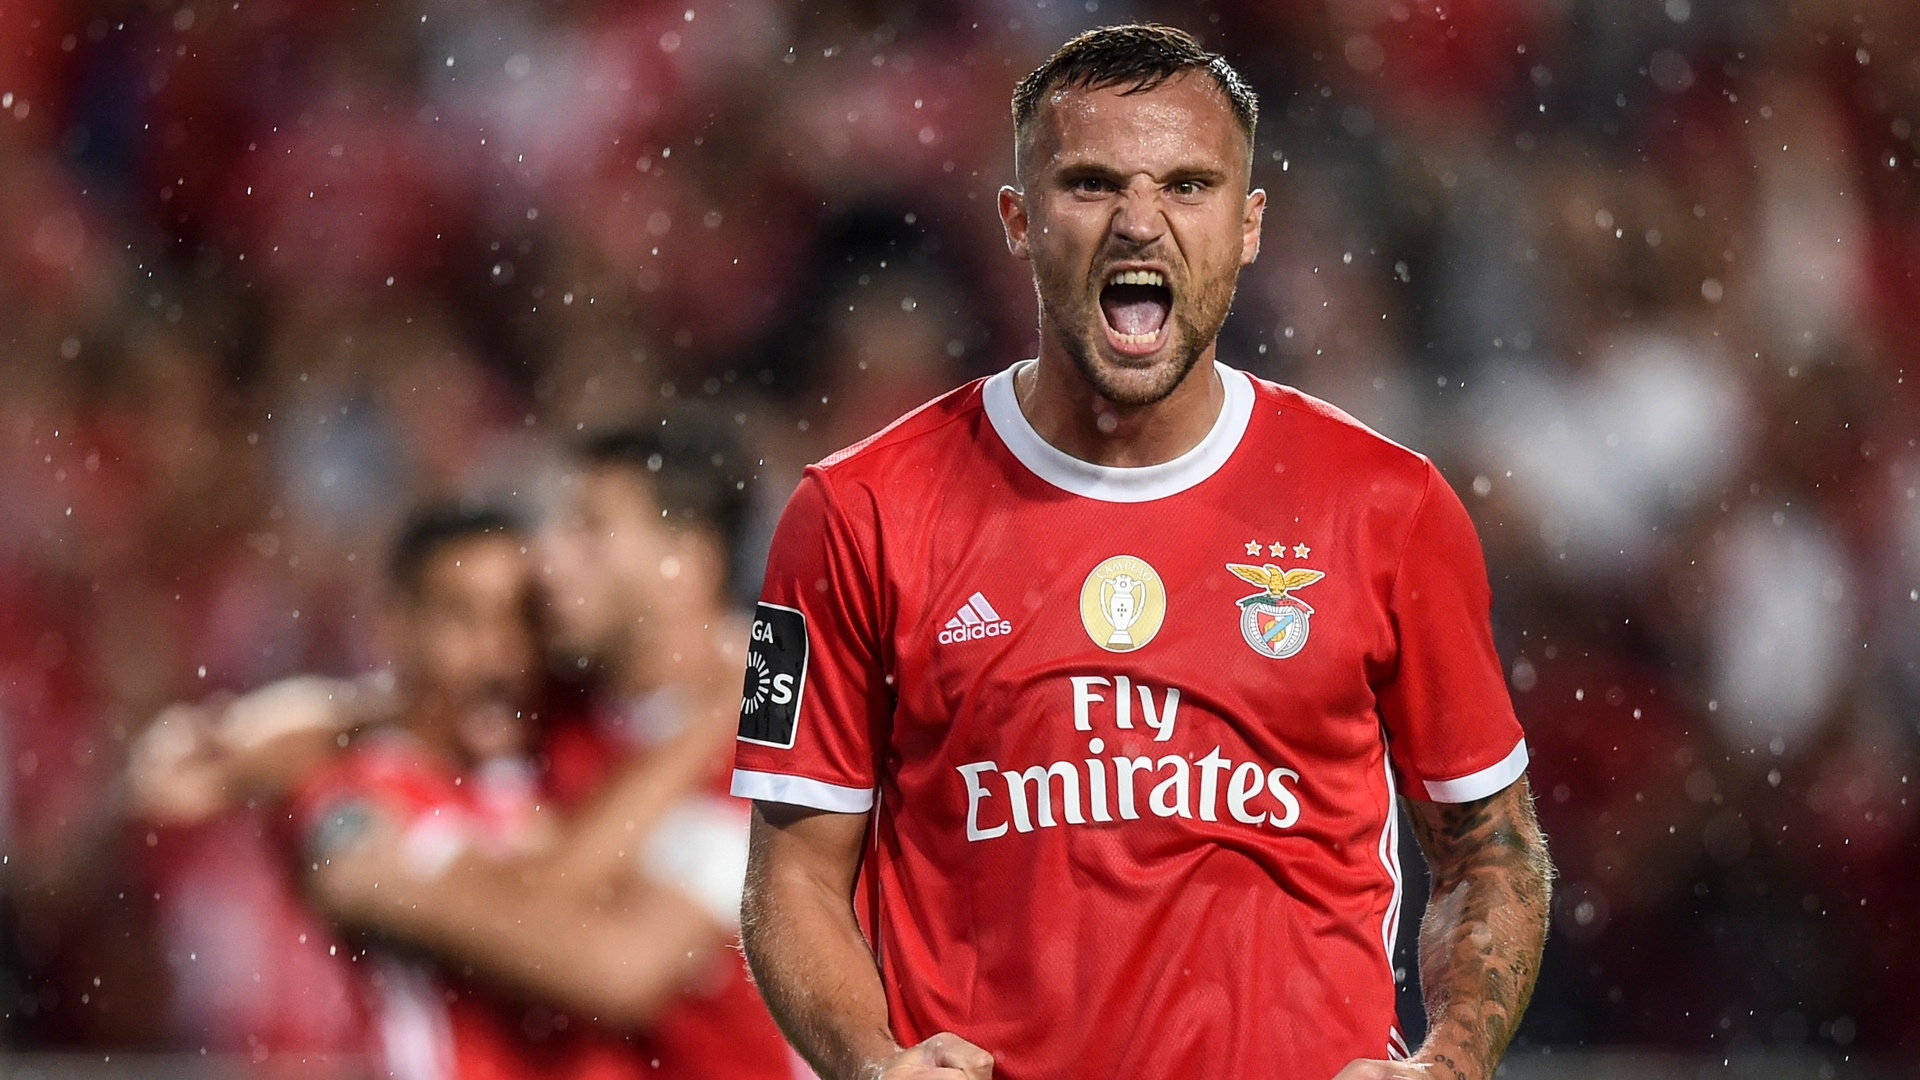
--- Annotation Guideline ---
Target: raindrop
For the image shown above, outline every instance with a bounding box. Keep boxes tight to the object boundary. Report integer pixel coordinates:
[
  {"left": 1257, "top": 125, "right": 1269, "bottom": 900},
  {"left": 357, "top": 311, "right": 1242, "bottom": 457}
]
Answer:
[{"left": 1649, "top": 50, "right": 1695, "bottom": 94}]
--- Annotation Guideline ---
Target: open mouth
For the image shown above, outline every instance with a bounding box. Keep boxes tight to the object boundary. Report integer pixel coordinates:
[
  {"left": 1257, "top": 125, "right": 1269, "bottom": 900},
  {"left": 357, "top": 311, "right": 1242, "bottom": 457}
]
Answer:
[{"left": 1099, "top": 269, "right": 1173, "bottom": 354}]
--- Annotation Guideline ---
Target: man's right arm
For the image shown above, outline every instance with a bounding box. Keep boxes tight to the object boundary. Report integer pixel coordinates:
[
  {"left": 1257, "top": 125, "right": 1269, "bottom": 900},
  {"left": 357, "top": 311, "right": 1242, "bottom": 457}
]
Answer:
[
  {"left": 540, "top": 695, "right": 737, "bottom": 890},
  {"left": 303, "top": 796, "right": 723, "bottom": 1029},
  {"left": 128, "top": 675, "right": 390, "bottom": 825},
  {"left": 742, "top": 801, "right": 993, "bottom": 1080}
]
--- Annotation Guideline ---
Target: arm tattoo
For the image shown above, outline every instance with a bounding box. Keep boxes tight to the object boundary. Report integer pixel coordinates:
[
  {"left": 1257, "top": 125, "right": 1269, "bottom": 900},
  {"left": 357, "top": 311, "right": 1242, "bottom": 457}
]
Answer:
[{"left": 1404, "top": 776, "right": 1554, "bottom": 1080}]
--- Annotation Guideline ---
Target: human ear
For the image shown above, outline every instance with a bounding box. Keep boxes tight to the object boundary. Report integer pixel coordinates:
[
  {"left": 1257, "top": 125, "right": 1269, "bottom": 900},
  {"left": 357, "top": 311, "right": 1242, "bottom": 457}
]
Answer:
[
  {"left": 999, "top": 186, "right": 1031, "bottom": 261},
  {"left": 1240, "top": 188, "right": 1267, "bottom": 266}
]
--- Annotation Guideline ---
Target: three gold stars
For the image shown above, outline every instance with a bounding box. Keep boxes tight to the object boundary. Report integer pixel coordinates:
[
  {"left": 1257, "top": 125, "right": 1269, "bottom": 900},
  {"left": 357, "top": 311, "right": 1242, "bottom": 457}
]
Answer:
[{"left": 1243, "top": 541, "right": 1313, "bottom": 560}]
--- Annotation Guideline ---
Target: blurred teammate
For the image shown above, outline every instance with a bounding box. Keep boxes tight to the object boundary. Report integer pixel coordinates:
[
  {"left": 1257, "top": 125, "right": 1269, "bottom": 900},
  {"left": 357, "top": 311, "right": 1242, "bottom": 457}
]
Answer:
[
  {"left": 130, "top": 415, "right": 797, "bottom": 1078},
  {"left": 535, "top": 418, "right": 763, "bottom": 848},
  {"left": 292, "top": 503, "right": 790, "bottom": 1079},
  {"left": 734, "top": 25, "right": 1552, "bottom": 1080}
]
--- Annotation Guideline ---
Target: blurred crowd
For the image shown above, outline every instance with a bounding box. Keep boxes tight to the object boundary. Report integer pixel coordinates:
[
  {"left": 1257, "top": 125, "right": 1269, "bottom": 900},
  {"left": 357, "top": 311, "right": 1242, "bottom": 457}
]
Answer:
[{"left": 2, "top": 0, "right": 1919, "bottom": 1067}]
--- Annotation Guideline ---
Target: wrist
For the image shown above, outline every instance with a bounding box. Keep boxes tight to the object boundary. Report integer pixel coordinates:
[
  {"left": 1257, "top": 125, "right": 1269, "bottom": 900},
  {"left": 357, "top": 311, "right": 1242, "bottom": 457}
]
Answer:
[
  {"left": 1408, "top": 1043, "right": 1487, "bottom": 1080},
  {"left": 847, "top": 1036, "right": 905, "bottom": 1080}
]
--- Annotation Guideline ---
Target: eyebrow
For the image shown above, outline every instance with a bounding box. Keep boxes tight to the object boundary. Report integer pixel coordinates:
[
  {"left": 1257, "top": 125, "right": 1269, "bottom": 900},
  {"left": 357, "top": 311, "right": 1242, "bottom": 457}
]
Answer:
[{"left": 1051, "top": 160, "right": 1231, "bottom": 186}]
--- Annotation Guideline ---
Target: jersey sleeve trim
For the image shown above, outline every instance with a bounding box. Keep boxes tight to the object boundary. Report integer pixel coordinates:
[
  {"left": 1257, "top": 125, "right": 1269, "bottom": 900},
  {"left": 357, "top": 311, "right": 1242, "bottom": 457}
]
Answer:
[
  {"left": 1419, "top": 738, "right": 1529, "bottom": 802},
  {"left": 730, "top": 768, "right": 875, "bottom": 813}
]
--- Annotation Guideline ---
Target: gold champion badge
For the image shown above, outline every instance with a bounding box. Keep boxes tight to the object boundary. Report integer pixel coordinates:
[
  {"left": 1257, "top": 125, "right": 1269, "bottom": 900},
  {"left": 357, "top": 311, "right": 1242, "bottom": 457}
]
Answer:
[{"left": 1080, "top": 555, "right": 1167, "bottom": 652}]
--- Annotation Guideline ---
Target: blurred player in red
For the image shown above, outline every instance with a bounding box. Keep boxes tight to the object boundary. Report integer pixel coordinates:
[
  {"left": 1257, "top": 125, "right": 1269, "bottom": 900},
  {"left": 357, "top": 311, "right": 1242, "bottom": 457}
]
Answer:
[
  {"left": 733, "top": 25, "right": 1552, "bottom": 1080},
  {"left": 131, "top": 416, "right": 798, "bottom": 1079},
  {"left": 291, "top": 502, "right": 787, "bottom": 1080}
]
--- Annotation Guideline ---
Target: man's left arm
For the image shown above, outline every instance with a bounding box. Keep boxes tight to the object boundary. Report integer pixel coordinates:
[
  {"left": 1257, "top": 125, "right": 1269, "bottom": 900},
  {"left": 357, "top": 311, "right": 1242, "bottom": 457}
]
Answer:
[
  {"left": 537, "top": 698, "right": 737, "bottom": 891},
  {"left": 307, "top": 812, "right": 723, "bottom": 1028},
  {"left": 1404, "top": 775, "right": 1552, "bottom": 1080},
  {"left": 1337, "top": 464, "right": 1553, "bottom": 1080},
  {"left": 1333, "top": 776, "right": 1551, "bottom": 1080}
]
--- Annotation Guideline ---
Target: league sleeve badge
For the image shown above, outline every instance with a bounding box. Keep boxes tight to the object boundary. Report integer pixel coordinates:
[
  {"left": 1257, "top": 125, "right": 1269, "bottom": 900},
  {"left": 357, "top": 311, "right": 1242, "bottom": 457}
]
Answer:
[
  {"left": 1225, "top": 563, "right": 1324, "bottom": 659},
  {"left": 739, "top": 602, "right": 808, "bottom": 748}
]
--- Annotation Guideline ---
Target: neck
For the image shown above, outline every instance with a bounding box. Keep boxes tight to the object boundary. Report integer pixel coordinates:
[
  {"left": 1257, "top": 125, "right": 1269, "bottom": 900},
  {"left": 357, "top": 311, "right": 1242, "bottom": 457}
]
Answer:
[
  {"left": 401, "top": 692, "right": 473, "bottom": 768},
  {"left": 1015, "top": 340, "right": 1224, "bottom": 467}
]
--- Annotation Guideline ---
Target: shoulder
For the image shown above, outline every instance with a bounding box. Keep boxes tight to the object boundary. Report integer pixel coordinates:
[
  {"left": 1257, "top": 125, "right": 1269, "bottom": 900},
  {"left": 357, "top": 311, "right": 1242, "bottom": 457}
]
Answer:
[
  {"left": 765, "top": 378, "right": 989, "bottom": 559},
  {"left": 790, "top": 377, "right": 991, "bottom": 525},
  {"left": 292, "top": 730, "right": 444, "bottom": 822},
  {"left": 1244, "top": 371, "right": 1436, "bottom": 496},
  {"left": 813, "top": 377, "right": 988, "bottom": 477}
]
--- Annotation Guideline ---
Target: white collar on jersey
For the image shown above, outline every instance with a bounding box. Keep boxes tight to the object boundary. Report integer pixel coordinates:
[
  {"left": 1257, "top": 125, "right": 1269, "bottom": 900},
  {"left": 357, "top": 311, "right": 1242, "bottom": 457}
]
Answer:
[{"left": 981, "top": 359, "right": 1256, "bottom": 503}]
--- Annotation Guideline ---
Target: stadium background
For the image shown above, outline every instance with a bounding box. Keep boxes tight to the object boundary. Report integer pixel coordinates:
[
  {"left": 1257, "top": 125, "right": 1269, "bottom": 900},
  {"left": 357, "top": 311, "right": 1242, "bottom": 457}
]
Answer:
[{"left": 2, "top": 0, "right": 1917, "bottom": 1075}]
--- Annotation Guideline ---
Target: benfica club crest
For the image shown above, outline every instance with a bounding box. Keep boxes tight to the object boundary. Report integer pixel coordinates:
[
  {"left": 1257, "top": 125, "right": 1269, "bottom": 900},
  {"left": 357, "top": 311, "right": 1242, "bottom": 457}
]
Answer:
[{"left": 1225, "top": 563, "right": 1325, "bottom": 659}]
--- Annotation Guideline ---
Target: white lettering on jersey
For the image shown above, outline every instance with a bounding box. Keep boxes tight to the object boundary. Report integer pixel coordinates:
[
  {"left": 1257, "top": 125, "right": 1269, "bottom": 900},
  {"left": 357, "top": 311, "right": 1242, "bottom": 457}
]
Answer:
[
  {"left": 937, "top": 591, "right": 1013, "bottom": 645},
  {"left": 1227, "top": 761, "right": 1266, "bottom": 824},
  {"left": 1003, "top": 762, "right": 1085, "bottom": 831},
  {"left": 1267, "top": 766, "right": 1303, "bottom": 828},
  {"left": 1195, "top": 747, "right": 1231, "bottom": 822},
  {"left": 953, "top": 675, "right": 1304, "bottom": 843},
  {"left": 958, "top": 741, "right": 1305, "bottom": 843},
  {"left": 1071, "top": 674, "right": 1177, "bottom": 741},
  {"left": 957, "top": 762, "right": 1007, "bottom": 842},
  {"left": 1149, "top": 756, "right": 1190, "bottom": 818}
]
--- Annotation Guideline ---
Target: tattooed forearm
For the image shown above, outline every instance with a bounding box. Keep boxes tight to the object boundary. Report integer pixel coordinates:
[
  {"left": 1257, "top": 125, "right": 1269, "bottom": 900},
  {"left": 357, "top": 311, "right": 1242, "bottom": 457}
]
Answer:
[{"left": 1403, "top": 775, "right": 1553, "bottom": 1080}]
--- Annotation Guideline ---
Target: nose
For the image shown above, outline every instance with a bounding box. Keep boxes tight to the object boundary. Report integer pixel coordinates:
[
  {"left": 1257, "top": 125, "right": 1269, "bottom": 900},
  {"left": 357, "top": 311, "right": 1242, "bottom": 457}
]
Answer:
[
  {"left": 481, "top": 625, "right": 533, "bottom": 687},
  {"left": 1111, "top": 179, "right": 1165, "bottom": 245}
]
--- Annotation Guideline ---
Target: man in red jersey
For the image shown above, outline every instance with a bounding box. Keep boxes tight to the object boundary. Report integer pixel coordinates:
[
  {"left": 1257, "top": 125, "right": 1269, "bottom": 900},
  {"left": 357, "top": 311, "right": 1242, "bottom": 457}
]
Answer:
[
  {"left": 733, "top": 24, "right": 1552, "bottom": 1080},
  {"left": 293, "top": 500, "right": 794, "bottom": 1080},
  {"left": 132, "top": 418, "right": 798, "bottom": 1079}
]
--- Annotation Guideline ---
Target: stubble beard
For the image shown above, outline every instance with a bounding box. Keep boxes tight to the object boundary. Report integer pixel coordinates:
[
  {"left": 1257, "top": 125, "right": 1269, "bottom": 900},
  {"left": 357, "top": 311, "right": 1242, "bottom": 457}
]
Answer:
[{"left": 1036, "top": 262, "right": 1239, "bottom": 410}]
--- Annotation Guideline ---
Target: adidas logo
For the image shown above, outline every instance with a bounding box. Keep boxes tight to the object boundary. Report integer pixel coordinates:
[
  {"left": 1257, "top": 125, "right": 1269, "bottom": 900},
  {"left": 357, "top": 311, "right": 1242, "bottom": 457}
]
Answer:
[{"left": 938, "top": 592, "right": 1013, "bottom": 645}]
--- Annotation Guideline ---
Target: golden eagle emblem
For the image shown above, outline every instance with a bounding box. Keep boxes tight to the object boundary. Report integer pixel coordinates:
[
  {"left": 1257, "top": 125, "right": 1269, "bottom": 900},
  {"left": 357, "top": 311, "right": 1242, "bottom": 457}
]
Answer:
[{"left": 1225, "top": 564, "right": 1325, "bottom": 602}]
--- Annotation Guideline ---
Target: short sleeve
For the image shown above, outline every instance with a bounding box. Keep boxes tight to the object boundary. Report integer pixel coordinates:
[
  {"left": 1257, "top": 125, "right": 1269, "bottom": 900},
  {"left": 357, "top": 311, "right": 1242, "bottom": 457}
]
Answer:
[
  {"left": 730, "top": 469, "right": 888, "bottom": 813},
  {"left": 1376, "top": 463, "right": 1528, "bottom": 803},
  {"left": 291, "top": 745, "right": 477, "bottom": 880}
]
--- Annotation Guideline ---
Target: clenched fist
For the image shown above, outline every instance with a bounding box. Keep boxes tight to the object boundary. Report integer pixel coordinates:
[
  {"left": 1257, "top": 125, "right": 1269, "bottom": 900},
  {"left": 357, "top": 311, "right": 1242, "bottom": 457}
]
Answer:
[
  {"left": 1330, "top": 1059, "right": 1439, "bottom": 1080},
  {"left": 872, "top": 1032, "right": 993, "bottom": 1080}
]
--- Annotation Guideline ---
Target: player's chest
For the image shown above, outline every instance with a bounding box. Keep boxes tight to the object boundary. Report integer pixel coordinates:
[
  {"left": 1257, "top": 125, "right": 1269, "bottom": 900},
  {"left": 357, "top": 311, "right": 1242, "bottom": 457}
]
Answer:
[{"left": 887, "top": 502, "right": 1396, "bottom": 743}]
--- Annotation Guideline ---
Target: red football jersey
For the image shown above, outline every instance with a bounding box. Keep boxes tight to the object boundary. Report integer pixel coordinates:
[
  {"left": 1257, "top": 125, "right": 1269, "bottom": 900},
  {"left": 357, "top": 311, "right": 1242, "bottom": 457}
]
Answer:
[
  {"left": 295, "top": 729, "right": 796, "bottom": 1080},
  {"left": 731, "top": 362, "right": 1528, "bottom": 1080}
]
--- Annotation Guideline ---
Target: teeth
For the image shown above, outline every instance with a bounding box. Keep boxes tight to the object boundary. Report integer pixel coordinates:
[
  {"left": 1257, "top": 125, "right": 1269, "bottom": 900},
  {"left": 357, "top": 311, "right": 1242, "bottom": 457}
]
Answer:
[
  {"left": 1107, "top": 269, "right": 1165, "bottom": 287},
  {"left": 1112, "top": 328, "right": 1161, "bottom": 346}
]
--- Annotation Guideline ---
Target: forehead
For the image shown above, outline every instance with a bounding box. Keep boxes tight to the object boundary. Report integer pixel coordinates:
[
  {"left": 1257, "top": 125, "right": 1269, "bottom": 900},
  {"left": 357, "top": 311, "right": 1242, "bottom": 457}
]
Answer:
[
  {"left": 570, "top": 464, "right": 659, "bottom": 516},
  {"left": 419, "top": 536, "right": 527, "bottom": 603},
  {"left": 1029, "top": 71, "right": 1246, "bottom": 174}
]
